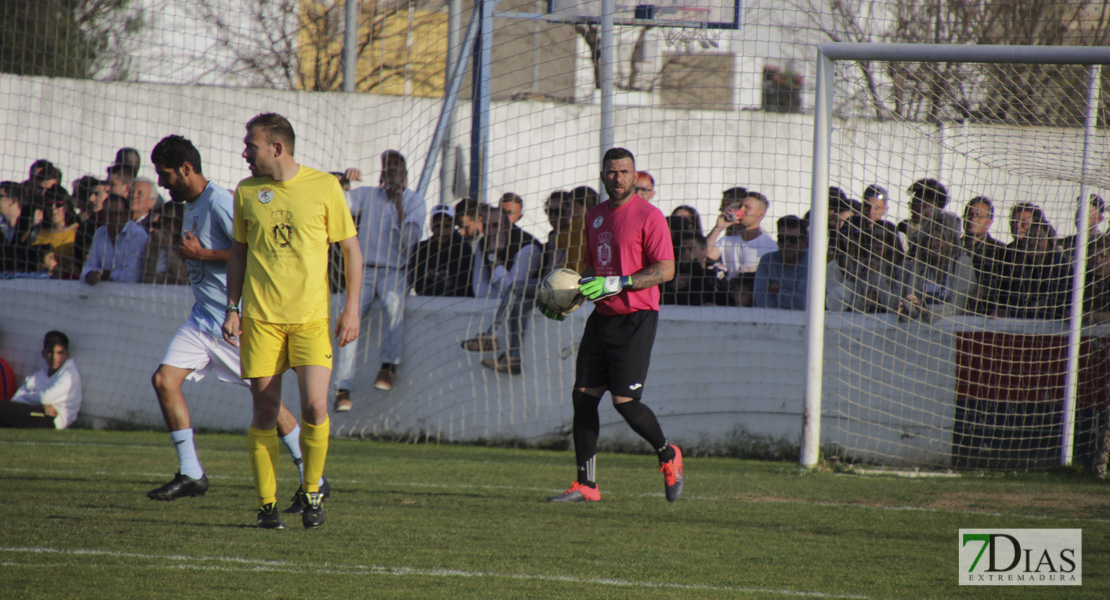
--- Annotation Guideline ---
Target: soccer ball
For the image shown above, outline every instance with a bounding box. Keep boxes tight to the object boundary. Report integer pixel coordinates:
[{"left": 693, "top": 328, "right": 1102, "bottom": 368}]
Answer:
[{"left": 537, "top": 268, "right": 585, "bottom": 318}]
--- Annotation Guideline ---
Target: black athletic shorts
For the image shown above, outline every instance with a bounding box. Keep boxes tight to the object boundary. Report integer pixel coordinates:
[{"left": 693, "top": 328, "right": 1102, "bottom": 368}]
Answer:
[{"left": 574, "top": 310, "right": 658, "bottom": 399}]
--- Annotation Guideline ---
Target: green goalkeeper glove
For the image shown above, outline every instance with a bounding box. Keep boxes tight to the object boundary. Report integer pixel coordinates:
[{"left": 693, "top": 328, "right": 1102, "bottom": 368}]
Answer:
[
  {"left": 538, "top": 304, "right": 567, "bottom": 321},
  {"left": 578, "top": 275, "right": 632, "bottom": 301}
]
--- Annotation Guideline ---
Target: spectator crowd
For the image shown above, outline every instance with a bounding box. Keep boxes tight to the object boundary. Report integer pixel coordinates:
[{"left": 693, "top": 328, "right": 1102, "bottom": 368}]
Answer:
[{"left": 4, "top": 149, "right": 1107, "bottom": 383}]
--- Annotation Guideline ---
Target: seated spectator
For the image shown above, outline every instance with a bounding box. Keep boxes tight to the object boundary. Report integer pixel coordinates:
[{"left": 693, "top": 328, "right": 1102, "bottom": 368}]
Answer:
[
  {"left": 110, "top": 147, "right": 142, "bottom": 178},
  {"left": 462, "top": 206, "right": 544, "bottom": 374},
  {"left": 1061, "top": 194, "right": 1105, "bottom": 254},
  {"left": 29, "top": 162, "right": 62, "bottom": 206},
  {"left": 962, "top": 196, "right": 1006, "bottom": 315},
  {"left": 899, "top": 211, "right": 977, "bottom": 322},
  {"left": 130, "top": 176, "right": 159, "bottom": 231},
  {"left": 1, "top": 181, "right": 31, "bottom": 272},
  {"left": 0, "top": 331, "right": 82, "bottom": 429},
  {"left": 635, "top": 171, "right": 656, "bottom": 202},
  {"left": 410, "top": 203, "right": 473, "bottom": 297},
  {"left": 30, "top": 187, "right": 79, "bottom": 279},
  {"left": 663, "top": 230, "right": 725, "bottom": 306},
  {"left": 24, "top": 159, "right": 51, "bottom": 186},
  {"left": 1006, "top": 201, "right": 1050, "bottom": 250},
  {"left": 72, "top": 176, "right": 108, "bottom": 267},
  {"left": 998, "top": 219, "right": 1068, "bottom": 319},
  {"left": 454, "top": 196, "right": 485, "bottom": 254},
  {"left": 670, "top": 205, "right": 704, "bottom": 236},
  {"left": 80, "top": 193, "right": 149, "bottom": 285},
  {"left": 1084, "top": 236, "right": 1110, "bottom": 323},
  {"left": 898, "top": 178, "right": 950, "bottom": 257},
  {"left": 706, "top": 189, "right": 777, "bottom": 278},
  {"left": 569, "top": 185, "right": 599, "bottom": 217},
  {"left": 142, "top": 201, "right": 189, "bottom": 284},
  {"left": 862, "top": 184, "right": 905, "bottom": 257},
  {"left": 106, "top": 164, "right": 134, "bottom": 204},
  {"left": 826, "top": 218, "right": 904, "bottom": 313},
  {"left": 498, "top": 192, "right": 524, "bottom": 225},
  {"left": 730, "top": 272, "right": 755, "bottom": 307},
  {"left": 754, "top": 215, "right": 810, "bottom": 310}
]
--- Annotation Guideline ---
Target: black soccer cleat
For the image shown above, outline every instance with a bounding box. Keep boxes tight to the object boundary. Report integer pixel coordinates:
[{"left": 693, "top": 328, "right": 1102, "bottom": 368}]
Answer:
[
  {"left": 284, "top": 476, "right": 330, "bottom": 514},
  {"left": 256, "top": 502, "right": 286, "bottom": 530},
  {"left": 298, "top": 489, "right": 327, "bottom": 529},
  {"left": 147, "top": 473, "right": 210, "bottom": 501}
]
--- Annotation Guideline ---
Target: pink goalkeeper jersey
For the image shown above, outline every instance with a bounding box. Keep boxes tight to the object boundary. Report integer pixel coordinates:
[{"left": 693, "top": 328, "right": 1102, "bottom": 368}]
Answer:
[{"left": 584, "top": 194, "right": 674, "bottom": 316}]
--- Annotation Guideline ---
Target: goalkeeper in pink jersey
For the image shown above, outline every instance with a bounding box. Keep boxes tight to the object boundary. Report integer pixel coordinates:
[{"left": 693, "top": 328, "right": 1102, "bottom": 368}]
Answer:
[{"left": 547, "top": 147, "right": 685, "bottom": 504}]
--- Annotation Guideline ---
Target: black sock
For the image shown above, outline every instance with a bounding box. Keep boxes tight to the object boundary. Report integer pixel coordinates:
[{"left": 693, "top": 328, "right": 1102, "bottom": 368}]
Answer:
[
  {"left": 614, "top": 399, "right": 672, "bottom": 461},
  {"left": 572, "top": 390, "right": 602, "bottom": 487}
]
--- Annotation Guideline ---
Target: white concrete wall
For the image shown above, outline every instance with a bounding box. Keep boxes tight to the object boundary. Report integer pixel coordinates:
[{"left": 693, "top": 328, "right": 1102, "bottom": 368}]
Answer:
[
  {"left": 2, "top": 75, "right": 1104, "bottom": 248},
  {"left": 4, "top": 279, "right": 1100, "bottom": 465}
]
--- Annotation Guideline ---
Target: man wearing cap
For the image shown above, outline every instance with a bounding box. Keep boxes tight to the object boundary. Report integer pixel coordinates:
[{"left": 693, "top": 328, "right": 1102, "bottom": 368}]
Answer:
[
  {"left": 410, "top": 203, "right": 472, "bottom": 297},
  {"left": 333, "top": 149, "right": 426, "bottom": 405}
]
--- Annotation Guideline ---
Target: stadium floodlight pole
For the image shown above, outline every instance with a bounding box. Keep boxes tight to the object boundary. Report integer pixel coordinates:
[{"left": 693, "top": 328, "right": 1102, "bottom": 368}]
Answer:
[
  {"left": 1061, "top": 64, "right": 1103, "bottom": 467},
  {"left": 599, "top": 0, "right": 616, "bottom": 200},
  {"left": 800, "top": 50, "right": 834, "bottom": 469},
  {"left": 415, "top": 7, "right": 481, "bottom": 202},
  {"left": 341, "top": 0, "right": 359, "bottom": 93},
  {"left": 440, "top": 0, "right": 464, "bottom": 204},
  {"left": 469, "top": 0, "right": 496, "bottom": 204}
]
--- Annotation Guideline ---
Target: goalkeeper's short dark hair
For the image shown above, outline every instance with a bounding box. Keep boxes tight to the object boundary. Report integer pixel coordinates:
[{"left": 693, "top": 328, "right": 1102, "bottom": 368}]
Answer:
[{"left": 602, "top": 147, "right": 635, "bottom": 166}]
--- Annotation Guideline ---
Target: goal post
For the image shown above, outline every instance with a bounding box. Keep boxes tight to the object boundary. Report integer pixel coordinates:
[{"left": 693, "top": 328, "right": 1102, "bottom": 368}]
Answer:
[{"left": 803, "top": 43, "right": 1110, "bottom": 470}]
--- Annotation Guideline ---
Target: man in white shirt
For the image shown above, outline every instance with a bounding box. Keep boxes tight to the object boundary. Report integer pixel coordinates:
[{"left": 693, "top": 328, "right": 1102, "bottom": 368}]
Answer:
[
  {"left": 706, "top": 190, "right": 778, "bottom": 279},
  {"left": 0, "top": 331, "right": 82, "bottom": 429},
  {"left": 81, "top": 193, "right": 149, "bottom": 284},
  {"left": 333, "top": 150, "right": 426, "bottom": 402}
]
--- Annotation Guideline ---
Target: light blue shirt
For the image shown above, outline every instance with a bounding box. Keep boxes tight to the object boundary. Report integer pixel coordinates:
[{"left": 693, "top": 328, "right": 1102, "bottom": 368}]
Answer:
[
  {"left": 80, "top": 221, "right": 149, "bottom": 283},
  {"left": 753, "top": 249, "right": 809, "bottom": 311},
  {"left": 346, "top": 186, "right": 426, "bottom": 269},
  {"left": 183, "top": 182, "right": 236, "bottom": 337}
]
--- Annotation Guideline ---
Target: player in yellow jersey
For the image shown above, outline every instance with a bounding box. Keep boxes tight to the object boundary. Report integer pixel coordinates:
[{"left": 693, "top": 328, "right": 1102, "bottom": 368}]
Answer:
[{"left": 222, "top": 113, "right": 363, "bottom": 529}]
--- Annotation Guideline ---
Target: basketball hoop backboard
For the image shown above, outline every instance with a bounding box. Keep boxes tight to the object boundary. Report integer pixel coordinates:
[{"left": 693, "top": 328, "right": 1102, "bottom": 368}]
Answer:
[{"left": 547, "top": 0, "right": 741, "bottom": 30}]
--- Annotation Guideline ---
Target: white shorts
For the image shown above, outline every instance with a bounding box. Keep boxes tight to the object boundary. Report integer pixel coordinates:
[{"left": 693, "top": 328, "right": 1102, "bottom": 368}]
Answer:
[{"left": 160, "top": 320, "right": 248, "bottom": 388}]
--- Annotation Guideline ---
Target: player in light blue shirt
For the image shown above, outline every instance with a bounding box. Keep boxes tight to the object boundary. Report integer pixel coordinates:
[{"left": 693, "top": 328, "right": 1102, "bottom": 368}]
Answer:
[{"left": 145, "top": 135, "right": 323, "bottom": 509}]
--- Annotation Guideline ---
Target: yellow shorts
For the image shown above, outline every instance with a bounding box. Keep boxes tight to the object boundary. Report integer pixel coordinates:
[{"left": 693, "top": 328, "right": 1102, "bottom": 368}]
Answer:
[{"left": 240, "top": 317, "right": 332, "bottom": 379}]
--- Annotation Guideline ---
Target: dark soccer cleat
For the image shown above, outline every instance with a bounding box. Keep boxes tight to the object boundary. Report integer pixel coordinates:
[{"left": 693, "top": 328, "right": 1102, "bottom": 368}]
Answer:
[
  {"left": 547, "top": 481, "right": 600, "bottom": 502},
  {"left": 659, "top": 444, "right": 685, "bottom": 502},
  {"left": 284, "top": 476, "right": 330, "bottom": 514},
  {"left": 298, "top": 488, "right": 327, "bottom": 529},
  {"left": 147, "top": 473, "right": 209, "bottom": 501},
  {"left": 257, "top": 502, "right": 286, "bottom": 530}
]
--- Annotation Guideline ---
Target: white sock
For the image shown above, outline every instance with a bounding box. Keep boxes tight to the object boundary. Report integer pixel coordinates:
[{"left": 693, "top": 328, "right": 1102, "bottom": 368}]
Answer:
[
  {"left": 170, "top": 428, "right": 203, "bottom": 480},
  {"left": 280, "top": 425, "right": 304, "bottom": 480}
]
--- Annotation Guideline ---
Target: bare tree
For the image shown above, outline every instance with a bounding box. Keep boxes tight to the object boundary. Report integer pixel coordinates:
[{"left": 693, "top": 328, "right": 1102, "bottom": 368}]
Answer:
[
  {"left": 1, "top": 0, "right": 146, "bottom": 80},
  {"left": 196, "top": 0, "right": 445, "bottom": 93},
  {"left": 785, "top": 0, "right": 1110, "bottom": 125}
]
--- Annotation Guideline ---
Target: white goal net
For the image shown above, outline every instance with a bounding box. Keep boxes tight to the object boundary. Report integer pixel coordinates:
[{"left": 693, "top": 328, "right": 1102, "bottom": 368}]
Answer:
[{"left": 816, "top": 47, "right": 1110, "bottom": 470}]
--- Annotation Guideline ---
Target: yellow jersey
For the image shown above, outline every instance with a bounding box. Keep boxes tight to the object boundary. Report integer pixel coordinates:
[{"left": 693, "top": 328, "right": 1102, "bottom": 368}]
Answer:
[{"left": 233, "top": 165, "right": 356, "bottom": 324}]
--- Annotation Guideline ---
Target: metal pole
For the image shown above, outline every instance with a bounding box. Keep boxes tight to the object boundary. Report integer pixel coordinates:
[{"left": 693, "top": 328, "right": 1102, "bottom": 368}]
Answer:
[
  {"left": 342, "top": 0, "right": 359, "bottom": 92},
  {"left": 416, "top": 8, "right": 481, "bottom": 201},
  {"left": 599, "top": 0, "right": 615, "bottom": 199},
  {"left": 440, "top": 0, "right": 463, "bottom": 204},
  {"left": 1061, "top": 64, "right": 1102, "bottom": 467},
  {"left": 469, "top": 0, "right": 494, "bottom": 204},
  {"left": 800, "top": 50, "right": 834, "bottom": 468}
]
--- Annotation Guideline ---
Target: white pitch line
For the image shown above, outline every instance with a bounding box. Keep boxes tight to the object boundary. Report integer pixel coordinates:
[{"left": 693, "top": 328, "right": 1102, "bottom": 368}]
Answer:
[
  {"left": 0, "top": 547, "right": 870, "bottom": 599},
  {"left": 0, "top": 465, "right": 1102, "bottom": 523}
]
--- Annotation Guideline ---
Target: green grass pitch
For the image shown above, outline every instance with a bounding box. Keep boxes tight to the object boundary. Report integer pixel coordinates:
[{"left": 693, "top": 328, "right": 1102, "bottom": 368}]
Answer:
[{"left": 1, "top": 429, "right": 1106, "bottom": 599}]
